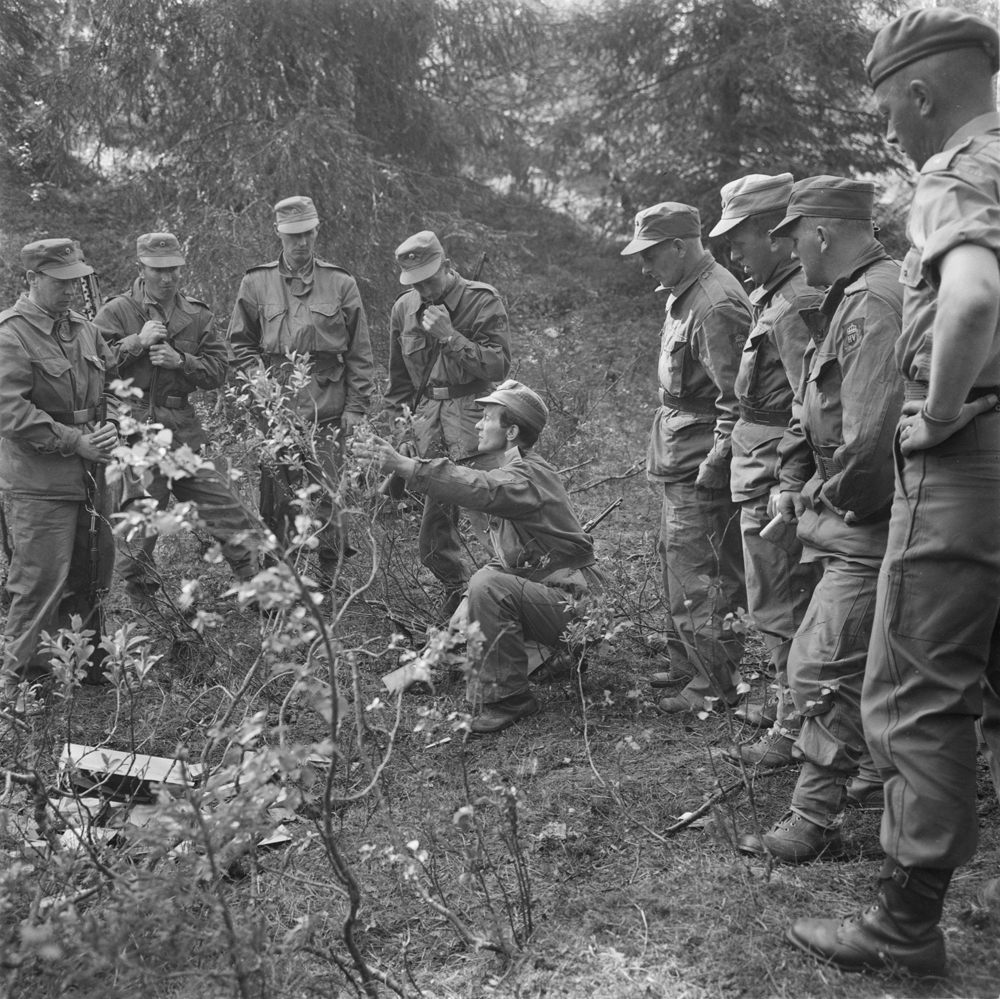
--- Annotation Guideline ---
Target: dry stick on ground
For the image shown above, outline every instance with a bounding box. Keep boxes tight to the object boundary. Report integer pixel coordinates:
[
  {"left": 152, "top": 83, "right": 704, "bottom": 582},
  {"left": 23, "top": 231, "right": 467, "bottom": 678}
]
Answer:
[{"left": 570, "top": 462, "right": 643, "bottom": 495}]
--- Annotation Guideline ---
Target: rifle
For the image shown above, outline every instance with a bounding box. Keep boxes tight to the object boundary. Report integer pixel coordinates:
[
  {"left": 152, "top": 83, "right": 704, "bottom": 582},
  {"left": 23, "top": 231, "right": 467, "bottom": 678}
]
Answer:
[
  {"left": 378, "top": 251, "right": 489, "bottom": 500},
  {"left": 583, "top": 498, "right": 621, "bottom": 534}
]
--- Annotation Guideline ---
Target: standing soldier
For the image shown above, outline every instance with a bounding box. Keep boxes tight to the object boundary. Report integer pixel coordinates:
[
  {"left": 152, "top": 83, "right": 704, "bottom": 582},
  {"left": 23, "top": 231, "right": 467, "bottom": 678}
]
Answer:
[
  {"left": 228, "top": 197, "right": 375, "bottom": 584},
  {"left": 0, "top": 239, "right": 118, "bottom": 711},
  {"left": 386, "top": 231, "right": 511, "bottom": 619},
  {"left": 738, "top": 177, "right": 903, "bottom": 864},
  {"left": 789, "top": 8, "right": 1000, "bottom": 975},
  {"left": 95, "top": 232, "right": 258, "bottom": 609},
  {"left": 621, "top": 203, "right": 749, "bottom": 715},
  {"left": 708, "top": 173, "right": 824, "bottom": 767}
]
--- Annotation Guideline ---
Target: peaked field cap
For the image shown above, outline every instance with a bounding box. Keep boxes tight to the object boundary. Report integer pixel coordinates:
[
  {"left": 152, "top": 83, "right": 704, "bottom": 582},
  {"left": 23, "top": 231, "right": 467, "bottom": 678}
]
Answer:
[
  {"left": 396, "top": 230, "right": 445, "bottom": 285},
  {"left": 709, "top": 173, "right": 794, "bottom": 237},
  {"left": 769, "top": 176, "right": 875, "bottom": 238},
  {"left": 866, "top": 7, "right": 999, "bottom": 89},
  {"left": 620, "top": 202, "right": 701, "bottom": 256},
  {"left": 476, "top": 379, "right": 549, "bottom": 434},
  {"left": 274, "top": 195, "right": 319, "bottom": 233},
  {"left": 136, "top": 232, "right": 185, "bottom": 267},
  {"left": 21, "top": 238, "right": 94, "bottom": 279}
]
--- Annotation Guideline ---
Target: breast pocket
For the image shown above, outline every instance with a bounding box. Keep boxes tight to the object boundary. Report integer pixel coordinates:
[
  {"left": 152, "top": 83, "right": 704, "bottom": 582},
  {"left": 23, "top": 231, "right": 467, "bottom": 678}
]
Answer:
[
  {"left": 400, "top": 334, "right": 427, "bottom": 356},
  {"left": 306, "top": 303, "right": 349, "bottom": 352},
  {"left": 261, "top": 305, "right": 288, "bottom": 352},
  {"left": 804, "top": 354, "right": 843, "bottom": 440},
  {"left": 29, "top": 356, "right": 73, "bottom": 409},
  {"left": 661, "top": 337, "right": 689, "bottom": 397}
]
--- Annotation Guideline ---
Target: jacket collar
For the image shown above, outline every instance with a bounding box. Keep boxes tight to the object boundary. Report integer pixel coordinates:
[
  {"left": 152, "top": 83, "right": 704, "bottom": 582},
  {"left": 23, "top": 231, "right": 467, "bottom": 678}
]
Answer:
[
  {"left": 749, "top": 258, "right": 801, "bottom": 309},
  {"left": 820, "top": 241, "right": 891, "bottom": 317},
  {"left": 667, "top": 250, "right": 715, "bottom": 304},
  {"left": 14, "top": 293, "right": 68, "bottom": 335},
  {"left": 944, "top": 111, "right": 1000, "bottom": 149}
]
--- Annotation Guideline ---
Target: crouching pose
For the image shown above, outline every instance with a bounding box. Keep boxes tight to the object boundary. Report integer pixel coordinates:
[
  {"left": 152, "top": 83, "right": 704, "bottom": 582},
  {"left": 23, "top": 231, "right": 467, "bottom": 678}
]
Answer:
[{"left": 356, "top": 380, "right": 604, "bottom": 734}]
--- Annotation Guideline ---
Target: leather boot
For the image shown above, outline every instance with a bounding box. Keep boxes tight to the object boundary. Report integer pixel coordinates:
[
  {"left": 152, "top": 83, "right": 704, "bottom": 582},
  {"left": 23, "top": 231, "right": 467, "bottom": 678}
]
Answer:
[
  {"left": 787, "top": 859, "right": 952, "bottom": 977},
  {"left": 845, "top": 776, "right": 884, "bottom": 808},
  {"left": 739, "top": 810, "right": 845, "bottom": 862},
  {"left": 469, "top": 689, "right": 539, "bottom": 735},
  {"left": 723, "top": 728, "right": 795, "bottom": 768},
  {"left": 647, "top": 662, "right": 696, "bottom": 688}
]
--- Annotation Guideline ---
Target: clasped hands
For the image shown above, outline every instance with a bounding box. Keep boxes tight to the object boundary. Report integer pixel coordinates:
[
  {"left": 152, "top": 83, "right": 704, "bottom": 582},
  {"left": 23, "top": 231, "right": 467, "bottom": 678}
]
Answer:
[
  {"left": 139, "top": 321, "right": 183, "bottom": 369},
  {"left": 76, "top": 421, "right": 118, "bottom": 464}
]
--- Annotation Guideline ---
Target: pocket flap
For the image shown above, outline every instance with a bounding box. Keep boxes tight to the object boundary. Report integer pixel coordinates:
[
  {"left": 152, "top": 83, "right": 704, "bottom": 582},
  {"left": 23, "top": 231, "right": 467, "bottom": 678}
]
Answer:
[
  {"left": 31, "top": 356, "right": 72, "bottom": 377},
  {"left": 899, "top": 247, "right": 926, "bottom": 289},
  {"left": 401, "top": 334, "right": 427, "bottom": 355},
  {"left": 85, "top": 354, "right": 106, "bottom": 371},
  {"left": 264, "top": 304, "right": 288, "bottom": 321},
  {"left": 807, "top": 353, "right": 839, "bottom": 383},
  {"left": 309, "top": 303, "right": 340, "bottom": 319}
]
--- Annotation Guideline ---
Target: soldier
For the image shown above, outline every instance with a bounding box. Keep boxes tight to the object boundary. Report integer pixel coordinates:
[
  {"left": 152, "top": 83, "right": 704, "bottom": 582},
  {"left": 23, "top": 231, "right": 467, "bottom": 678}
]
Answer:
[
  {"left": 735, "top": 177, "right": 903, "bottom": 864},
  {"left": 95, "top": 232, "right": 257, "bottom": 609},
  {"left": 385, "top": 231, "right": 511, "bottom": 619},
  {"left": 706, "top": 173, "right": 824, "bottom": 768},
  {"left": 789, "top": 8, "right": 1000, "bottom": 975},
  {"left": 228, "top": 196, "right": 375, "bottom": 583},
  {"left": 620, "top": 203, "right": 749, "bottom": 715},
  {"left": 357, "top": 380, "right": 602, "bottom": 734},
  {"left": 0, "top": 239, "right": 119, "bottom": 711}
]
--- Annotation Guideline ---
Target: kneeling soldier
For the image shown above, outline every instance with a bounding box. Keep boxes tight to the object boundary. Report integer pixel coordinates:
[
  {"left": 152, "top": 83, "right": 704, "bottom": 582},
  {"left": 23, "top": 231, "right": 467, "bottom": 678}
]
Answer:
[{"left": 357, "top": 380, "right": 603, "bottom": 734}]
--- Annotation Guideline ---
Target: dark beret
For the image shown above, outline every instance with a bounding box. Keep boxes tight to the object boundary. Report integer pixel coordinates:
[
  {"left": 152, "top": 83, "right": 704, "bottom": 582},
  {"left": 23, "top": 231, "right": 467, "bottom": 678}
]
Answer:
[{"left": 866, "top": 6, "right": 999, "bottom": 89}]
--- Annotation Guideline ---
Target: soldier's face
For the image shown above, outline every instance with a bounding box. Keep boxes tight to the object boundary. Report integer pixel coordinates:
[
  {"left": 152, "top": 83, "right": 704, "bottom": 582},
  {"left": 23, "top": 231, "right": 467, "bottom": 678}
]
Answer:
[
  {"left": 139, "top": 263, "right": 182, "bottom": 303},
  {"left": 412, "top": 261, "right": 452, "bottom": 304},
  {"left": 28, "top": 272, "right": 75, "bottom": 315},
  {"left": 476, "top": 404, "right": 512, "bottom": 454},
  {"left": 874, "top": 76, "right": 927, "bottom": 168},
  {"left": 788, "top": 221, "right": 827, "bottom": 287},
  {"left": 277, "top": 225, "right": 318, "bottom": 268},
  {"left": 639, "top": 240, "right": 685, "bottom": 290},
  {"left": 727, "top": 228, "right": 780, "bottom": 286}
]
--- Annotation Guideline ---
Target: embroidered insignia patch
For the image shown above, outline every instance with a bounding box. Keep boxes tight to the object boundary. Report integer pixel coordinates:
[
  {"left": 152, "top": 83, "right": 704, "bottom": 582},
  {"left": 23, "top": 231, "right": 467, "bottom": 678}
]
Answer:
[{"left": 843, "top": 320, "right": 864, "bottom": 349}]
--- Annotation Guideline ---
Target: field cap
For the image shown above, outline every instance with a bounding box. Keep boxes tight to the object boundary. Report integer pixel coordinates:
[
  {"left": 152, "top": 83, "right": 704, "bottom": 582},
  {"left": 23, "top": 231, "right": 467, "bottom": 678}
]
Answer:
[
  {"left": 620, "top": 203, "right": 701, "bottom": 256},
  {"left": 274, "top": 196, "right": 319, "bottom": 234},
  {"left": 136, "top": 232, "right": 185, "bottom": 267},
  {"left": 866, "top": 7, "right": 999, "bottom": 89},
  {"left": 396, "top": 230, "right": 445, "bottom": 285},
  {"left": 769, "top": 176, "right": 875, "bottom": 238},
  {"left": 709, "top": 173, "right": 794, "bottom": 237},
  {"left": 476, "top": 379, "right": 548, "bottom": 434},
  {"left": 21, "top": 238, "right": 94, "bottom": 279}
]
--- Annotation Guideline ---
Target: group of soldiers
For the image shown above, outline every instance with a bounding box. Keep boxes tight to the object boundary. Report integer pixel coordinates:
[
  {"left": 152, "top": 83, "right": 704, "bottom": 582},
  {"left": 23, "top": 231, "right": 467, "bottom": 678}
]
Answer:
[{"left": 0, "top": 2, "right": 998, "bottom": 981}]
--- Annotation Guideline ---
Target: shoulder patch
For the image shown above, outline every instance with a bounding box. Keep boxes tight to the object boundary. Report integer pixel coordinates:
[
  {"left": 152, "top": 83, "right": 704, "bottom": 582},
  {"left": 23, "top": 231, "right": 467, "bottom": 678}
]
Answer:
[
  {"left": 843, "top": 319, "right": 865, "bottom": 350},
  {"left": 921, "top": 137, "right": 975, "bottom": 175}
]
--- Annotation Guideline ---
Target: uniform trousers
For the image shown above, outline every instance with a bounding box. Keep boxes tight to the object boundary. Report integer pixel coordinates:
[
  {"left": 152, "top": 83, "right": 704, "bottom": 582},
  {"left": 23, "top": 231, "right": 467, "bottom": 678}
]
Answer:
[
  {"left": 740, "top": 495, "right": 820, "bottom": 731},
  {"left": 2, "top": 493, "right": 114, "bottom": 680},
  {"left": 787, "top": 554, "right": 881, "bottom": 826},
  {"left": 465, "top": 566, "right": 586, "bottom": 706},
  {"left": 121, "top": 458, "right": 257, "bottom": 591},
  {"left": 658, "top": 481, "right": 745, "bottom": 704},
  {"left": 260, "top": 419, "right": 347, "bottom": 566},
  {"left": 863, "top": 421, "right": 1000, "bottom": 868}
]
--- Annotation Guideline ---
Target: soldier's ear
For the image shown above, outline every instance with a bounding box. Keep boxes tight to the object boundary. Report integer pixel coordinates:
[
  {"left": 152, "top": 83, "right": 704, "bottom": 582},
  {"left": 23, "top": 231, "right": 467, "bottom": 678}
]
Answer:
[
  {"left": 816, "top": 225, "right": 831, "bottom": 253},
  {"left": 908, "top": 78, "right": 934, "bottom": 119}
]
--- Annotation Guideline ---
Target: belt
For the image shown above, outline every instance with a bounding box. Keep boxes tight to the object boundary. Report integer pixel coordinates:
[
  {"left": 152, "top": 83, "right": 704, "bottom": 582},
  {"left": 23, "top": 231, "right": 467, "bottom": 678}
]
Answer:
[
  {"left": 46, "top": 406, "right": 98, "bottom": 425},
  {"left": 739, "top": 403, "right": 791, "bottom": 427},
  {"left": 904, "top": 379, "right": 1000, "bottom": 408},
  {"left": 658, "top": 388, "right": 717, "bottom": 415},
  {"left": 425, "top": 380, "right": 489, "bottom": 401},
  {"left": 812, "top": 449, "right": 839, "bottom": 481}
]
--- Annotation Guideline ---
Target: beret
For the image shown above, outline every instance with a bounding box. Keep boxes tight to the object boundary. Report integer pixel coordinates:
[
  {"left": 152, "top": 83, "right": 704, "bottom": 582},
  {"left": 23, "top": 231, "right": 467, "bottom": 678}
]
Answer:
[{"left": 866, "top": 7, "right": 999, "bottom": 88}]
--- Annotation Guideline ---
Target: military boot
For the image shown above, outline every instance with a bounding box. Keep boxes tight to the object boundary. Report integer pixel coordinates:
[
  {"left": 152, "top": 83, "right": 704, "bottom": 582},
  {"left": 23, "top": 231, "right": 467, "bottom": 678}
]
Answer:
[
  {"left": 787, "top": 859, "right": 952, "bottom": 977},
  {"left": 723, "top": 728, "right": 795, "bottom": 768}
]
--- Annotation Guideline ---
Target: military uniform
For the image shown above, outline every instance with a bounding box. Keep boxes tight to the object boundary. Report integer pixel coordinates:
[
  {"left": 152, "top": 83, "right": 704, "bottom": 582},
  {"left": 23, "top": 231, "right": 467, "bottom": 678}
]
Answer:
[
  {"left": 646, "top": 251, "right": 749, "bottom": 709},
  {"left": 0, "top": 249, "right": 119, "bottom": 682},
  {"left": 777, "top": 241, "right": 903, "bottom": 828},
  {"left": 862, "top": 110, "right": 1000, "bottom": 870},
  {"left": 96, "top": 271, "right": 257, "bottom": 593},
  {"left": 387, "top": 231, "right": 511, "bottom": 597},
  {"left": 228, "top": 204, "right": 374, "bottom": 567}
]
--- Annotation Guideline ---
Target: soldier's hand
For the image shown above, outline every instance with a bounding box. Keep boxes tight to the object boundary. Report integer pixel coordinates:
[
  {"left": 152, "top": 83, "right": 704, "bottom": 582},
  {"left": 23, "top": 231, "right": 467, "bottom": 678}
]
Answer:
[
  {"left": 149, "top": 342, "right": 184, "bottom": 369},
  {"left": 695, "top": 459, "right": 730, "bottom": 491},
  {"left": 420, "top": 305, "right": 457, "bottom": 342},
  {"left": 777, "top": 490, "right": 804, "bottom": 523},
  {"left": 76, "top": 422, "right": 117, "bottom": 463},
  {"left": 138, "top": 321, "right": 168, "bottom": 348},
  {"left": 341, "top": 411, "right": 367, "bottom": 436},
  {"left": 899, "top": 395, "right": 998, "bottom": 455},
  {"left": 352, "top": 434, "right": 416, "bottom": 477}
]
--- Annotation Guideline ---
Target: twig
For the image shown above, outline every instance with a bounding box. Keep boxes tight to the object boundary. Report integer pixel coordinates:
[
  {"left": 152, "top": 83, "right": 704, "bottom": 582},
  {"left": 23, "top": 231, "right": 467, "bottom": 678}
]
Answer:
[
  {"left": 570, "top": 463, "right": 643, "bottom": 494},
  {"left": 662, "top": 780, "right": 744, "bottom": 835},
  {"left": 556, "top": 458, "right": 594, "bottom": 476}
]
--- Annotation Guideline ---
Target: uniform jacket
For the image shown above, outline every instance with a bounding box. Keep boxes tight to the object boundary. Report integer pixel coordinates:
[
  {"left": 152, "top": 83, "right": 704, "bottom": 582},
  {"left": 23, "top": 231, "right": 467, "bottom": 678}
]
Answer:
[
  {"left": 778, "top": 244, "right": 904, "bottom": 560},
  {"left": 95, "top": 278, "right": 226, "bottom": 450},
  {"left": 897, "top": 111, "right": 1000, "bottom": 387},
  {"left": 228, "top": 256, "right": 375, "bottom": 423},
  {"left": 387, "top": 274, "right": 511, "bottom": 460},
  {"left": 647, "top": 252, "right": 751, "bottom": 483},
  {"left": 0, "top": 294, "right": 119, "bottom": 500},
  {"left": 408, "top": 446, "right": 600, "bottom": 590},
  {"left": 730, "top": 262, "right": 825, "bottom": 503}
]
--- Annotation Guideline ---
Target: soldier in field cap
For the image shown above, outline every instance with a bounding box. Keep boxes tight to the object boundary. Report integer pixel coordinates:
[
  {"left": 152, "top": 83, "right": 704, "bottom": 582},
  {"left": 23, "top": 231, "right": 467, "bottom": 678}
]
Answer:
[
  {"left": 696, "top": 174, "right": 826, "bottom": 774},
  {"left": 621, "top": 203, "right": 750, "bottom": 717},
  {"left": 95, "top": 231, "right": 258, "bottom": 611},
  {"left": 385, "top": 229, "right": 511, "bottom": 621},
  {"left": 787, "top": 7, "right": 1000, "bottom": 977},
  {"left": 0, "top": 239, "right": 120, "bottom": 714},
  {"left": 357, "top": 379, "right": 603, "bottom": 734},
  {"left": 228, "top": 196, "right": 375, "bottom": 588}
]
